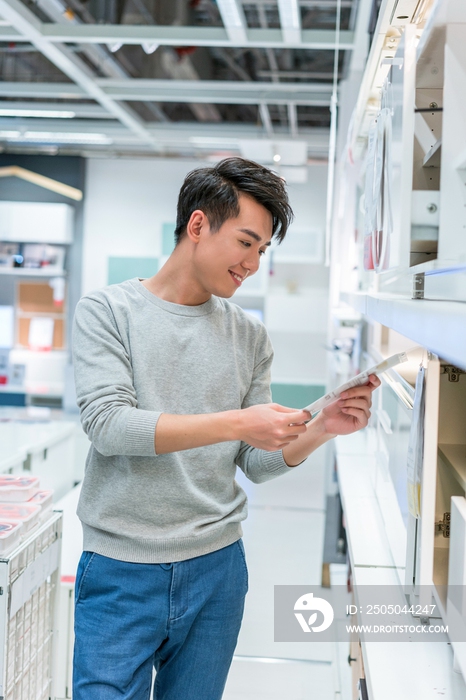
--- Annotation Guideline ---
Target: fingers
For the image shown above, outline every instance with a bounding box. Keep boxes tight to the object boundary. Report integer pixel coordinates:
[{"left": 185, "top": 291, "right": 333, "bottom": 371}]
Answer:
[
  {"left": 339, "top": 407, "right": 371, "bottom": 427},
  {"left": 272, "top": 404, "right": 311, "bottom": 421},
  {"left": 340, "top": 379, "right": 379, "bottom": 401},
  {"left": 338, "top": 397, "right": 371, "bottom": 418}
]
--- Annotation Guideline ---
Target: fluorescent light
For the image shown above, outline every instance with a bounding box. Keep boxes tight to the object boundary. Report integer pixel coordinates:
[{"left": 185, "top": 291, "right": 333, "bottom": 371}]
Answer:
[
  {"left": 277, "top": 0, "right": 301, "bottom": 44},
  {"left": 189, "top": 136, "right": 239, "bottom": 146},
  {"left": 0, "top": 131, "right": 113, "bottom": 144},
  {"left": 0, "top": 108, "right": 76, "bottom": 118},
  {"left": 273, "top": 154, "right": 281, "bottom": 162},
  {"left": 142, "top": 42, "right": 159, "bottom": 55},
  {"left": 23, "top": 132, "right": 113, "bottom": 144},
  {"left": 216, "top": 0, "right": 246, "bottom": 28},
  {"left": 277, "top": 0, "right": 300, "bottom": 28}
]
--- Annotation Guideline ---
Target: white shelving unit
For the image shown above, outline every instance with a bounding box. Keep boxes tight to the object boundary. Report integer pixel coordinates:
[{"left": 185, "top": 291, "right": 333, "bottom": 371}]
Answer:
[
  {"left": 328, "top": 0, "right": 466, "bottom": 695},
  {"left": 0, "top": 512, "right": 63, "bottom": 700}
]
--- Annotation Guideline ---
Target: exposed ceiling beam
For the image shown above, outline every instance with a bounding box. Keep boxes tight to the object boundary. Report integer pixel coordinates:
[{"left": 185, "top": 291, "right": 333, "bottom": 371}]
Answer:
[
  {"left": 287, "top": 103, "right": 298, "bottom": 137},
  {"left": 277, "top": 0, "right": 301, "bottom": 45},
  {"left": 216, "top": 0, "right": 248, "bottom": 44},
  {"left": 0, "top": 0, "right": 158, "bottom": 148},
  {"left": 259, "top": 104, "right": 273, "bottom": 136},
  {"left": 0, "top": 24, "right": 355, "bottom": 49},
  {"left": 0, "top": 80, "right": 335, "bottom": 105},
  {"left": 247, "top": 0, "right": 353, "bottom": 5},
  {"left": 0, "top": 83, "right": 86, "bottom": 98},
  {"left": 95, "top": 81, "right": 334, "bottom": 106}
]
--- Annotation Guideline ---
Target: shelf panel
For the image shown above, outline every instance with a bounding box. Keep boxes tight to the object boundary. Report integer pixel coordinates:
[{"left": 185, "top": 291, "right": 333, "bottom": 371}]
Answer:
[
  {"left": 341, "top": 291, "right": 466, "bottom": 371},
  {"left": 438, "top": 444, "right": 466, "bottom": 491}
]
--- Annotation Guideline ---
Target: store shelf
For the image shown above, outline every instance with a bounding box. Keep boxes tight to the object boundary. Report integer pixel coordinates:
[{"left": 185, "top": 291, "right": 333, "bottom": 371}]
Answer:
[
  {"left": 356, "top": 568, "right": 465, "bottom": 700},
  {"left": 438, "top": 444, "right": 466, "bottom": 491},
  {"left": 336, "top": 436, "right": 466, "bottom": 700},
  {"left": 341, "top": 291, "right": 466, "bottom": 370}
]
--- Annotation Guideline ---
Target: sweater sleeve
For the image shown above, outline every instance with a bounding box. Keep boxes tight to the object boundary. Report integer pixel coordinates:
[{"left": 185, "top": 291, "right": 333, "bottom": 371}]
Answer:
[
  {"left": 72, "top": 295, "right": 160, "bottom": 457},
  {"left": 235, "top": 324, "right": 292, "bottom": 483}
]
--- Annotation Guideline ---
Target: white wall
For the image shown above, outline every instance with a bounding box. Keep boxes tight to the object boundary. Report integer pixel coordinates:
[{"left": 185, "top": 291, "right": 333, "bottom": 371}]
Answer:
[
  {"left": 82, "top": 158, "right": 200, "bottom": 295},
  {"left": 82, "top": 157, "right": 329, "bottom": 383}
]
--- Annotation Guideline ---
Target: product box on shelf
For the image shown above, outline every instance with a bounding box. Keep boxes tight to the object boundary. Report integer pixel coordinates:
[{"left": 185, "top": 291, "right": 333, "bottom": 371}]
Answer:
[
  {"left": 0, "top": 503, "right": 41, "bottom": 536},
  {"left": 0, "top": 476, "right": 40, "bottom": 502},
  {"left": 0, "top": 522, "right": 23, "bottom": 556},
  {"left": 29, "top": 491, "right": 53, "bottom": 523}
]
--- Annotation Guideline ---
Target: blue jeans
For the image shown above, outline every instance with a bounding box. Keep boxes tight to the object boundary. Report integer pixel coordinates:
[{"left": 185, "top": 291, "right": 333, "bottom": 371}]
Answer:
[{"left": 73, "top": 541, "right": 248, "bottom": 700}]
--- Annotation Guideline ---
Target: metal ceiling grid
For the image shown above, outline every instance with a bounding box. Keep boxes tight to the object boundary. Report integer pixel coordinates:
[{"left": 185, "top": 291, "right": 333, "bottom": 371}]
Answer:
[{"left": 0, "top": 0, "right": 360, "bottom": 159}]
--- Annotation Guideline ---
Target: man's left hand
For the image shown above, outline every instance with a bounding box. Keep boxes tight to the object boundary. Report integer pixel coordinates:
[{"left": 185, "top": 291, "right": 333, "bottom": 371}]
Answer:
[{"left": 318, "top": 374, "right": 381, "bottom": 436}]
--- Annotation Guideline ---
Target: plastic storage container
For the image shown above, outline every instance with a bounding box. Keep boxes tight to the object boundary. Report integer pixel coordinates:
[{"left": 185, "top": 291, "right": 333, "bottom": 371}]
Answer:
[
  {"left": 0, "top": 476, "right": 40, "bottom": 502},
  {"left": 0, "top": 503, "right": 41, "bottom": 535},
  {"left": 29, "top": 490, "right": 53, "bottom": 522},
  {"left": 0, "top": 521, "right": 23, "bottom": 555}
]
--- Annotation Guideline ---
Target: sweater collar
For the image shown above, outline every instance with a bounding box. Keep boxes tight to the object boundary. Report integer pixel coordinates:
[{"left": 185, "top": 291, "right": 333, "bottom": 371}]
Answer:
[{"left": 130, "top": 278, "right": 220, "bottom": 317}]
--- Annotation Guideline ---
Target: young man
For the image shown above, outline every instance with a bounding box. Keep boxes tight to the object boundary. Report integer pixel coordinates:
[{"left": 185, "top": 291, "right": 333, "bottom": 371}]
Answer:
[{"left": 72, "top": 157, "right": 379, "bottom": 700}]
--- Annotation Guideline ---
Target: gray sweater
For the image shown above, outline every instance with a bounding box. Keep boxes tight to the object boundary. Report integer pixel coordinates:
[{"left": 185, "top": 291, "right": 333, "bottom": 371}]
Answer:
[{"left": 72, "top": 278, "right": 291, "bottom": 563}]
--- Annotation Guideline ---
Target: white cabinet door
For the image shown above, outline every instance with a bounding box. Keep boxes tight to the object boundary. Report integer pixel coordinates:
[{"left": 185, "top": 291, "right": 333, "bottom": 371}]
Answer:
[{"left": 408, "top": 354, "right": 440, "bottom": 608}]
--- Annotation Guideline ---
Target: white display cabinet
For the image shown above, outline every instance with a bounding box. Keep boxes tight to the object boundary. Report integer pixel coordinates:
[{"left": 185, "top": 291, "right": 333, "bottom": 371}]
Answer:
[
  {"left": 331, "top": 0, "right": 466, "bottom": 695},
  {"left": 437, "top": 22, "right": 466, "bottom": 263},
  {"left": 0, "top": 203, "right": 73, "bottom": 245},
  {"left": 0, "top": 512, "right": 62, "bottom": 700},
  {"left": 54, "top": 483, "right": 82, "bottom": 700},
  {"left": 18, "top": 423, "right": 76, "bottom": 501},
  {"left": 0, "top": 421, "right": 76, "bottom": 501}
]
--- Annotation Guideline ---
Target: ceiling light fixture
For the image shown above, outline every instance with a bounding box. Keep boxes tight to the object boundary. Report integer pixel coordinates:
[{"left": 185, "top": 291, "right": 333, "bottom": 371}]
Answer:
[
  {"left": 0, "top": 130, "right": 21, "bottom": 138},
  {"left": 273, "top": 154, "right": 281, "bottom": 162},
  {"left": 189, "top": 137, "right": 239, "bottom": 146},
  {"left": 216, "top": 0, "right": 246, "bottom": 29},
  {"left": 2, "top": 131, "right": 114, "bottom": 145},
  {"left": 277, "top": 0, "right": 301, "bottom": 44},
  {"left": 0, "top": 108, "right": 76, "bottom": 118}
]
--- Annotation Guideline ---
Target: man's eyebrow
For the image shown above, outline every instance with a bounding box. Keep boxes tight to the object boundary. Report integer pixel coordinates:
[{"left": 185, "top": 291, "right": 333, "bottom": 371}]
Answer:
[{"left": 238, "top": 228, "right": 272, "bottom": 246}]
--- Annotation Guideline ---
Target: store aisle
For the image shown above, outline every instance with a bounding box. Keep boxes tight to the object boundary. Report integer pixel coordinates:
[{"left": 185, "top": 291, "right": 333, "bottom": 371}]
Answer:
[{"left": 223, "top": 446, "right": 338, "bottom": 700}]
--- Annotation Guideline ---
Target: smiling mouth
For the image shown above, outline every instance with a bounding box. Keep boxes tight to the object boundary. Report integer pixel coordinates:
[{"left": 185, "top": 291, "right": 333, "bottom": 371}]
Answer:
[{"left": 229, "top": 270, "right": 247, "bottom": 286}]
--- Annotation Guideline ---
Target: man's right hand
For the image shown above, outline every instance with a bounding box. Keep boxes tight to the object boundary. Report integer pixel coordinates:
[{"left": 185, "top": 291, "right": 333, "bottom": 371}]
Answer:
[
  {"left": 155, "top": 404, "right": 310, "bottom": 455},
  {"left": 236, "top": 403, "right": 310, "bottom": 451}
]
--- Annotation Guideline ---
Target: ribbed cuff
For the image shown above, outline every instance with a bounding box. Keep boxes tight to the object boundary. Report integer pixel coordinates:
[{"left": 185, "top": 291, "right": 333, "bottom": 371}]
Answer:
[
  {"left": 258, "top": 449, "right": 293, "bottom": 480},
  {"left": 125, "top": 409, "right": 161, "bottom": 456}
]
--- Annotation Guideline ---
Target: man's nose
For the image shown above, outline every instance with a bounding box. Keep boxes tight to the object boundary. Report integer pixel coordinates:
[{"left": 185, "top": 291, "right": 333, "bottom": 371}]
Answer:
[{"left": 242, "top": 253, "right": 260, "bottom": 274}]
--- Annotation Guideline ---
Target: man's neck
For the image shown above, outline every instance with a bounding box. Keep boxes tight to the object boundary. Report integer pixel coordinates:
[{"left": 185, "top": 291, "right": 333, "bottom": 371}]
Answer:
[{"left": 141, "top": 250, "right": 211, "bottom": 306}]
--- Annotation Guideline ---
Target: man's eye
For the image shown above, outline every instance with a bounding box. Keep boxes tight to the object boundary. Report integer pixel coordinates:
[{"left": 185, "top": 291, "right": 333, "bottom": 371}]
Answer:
[
  {"left": 259, "top": 249, "right": 267, "bottom": 256},
  {"left": 241, "top": 241, "right": 251, "bottom": 248}
]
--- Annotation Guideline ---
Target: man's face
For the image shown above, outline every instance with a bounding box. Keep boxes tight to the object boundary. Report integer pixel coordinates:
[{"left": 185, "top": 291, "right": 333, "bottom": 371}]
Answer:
[{"left": 191, "top": 194, "right": 273, "bottom": 299}]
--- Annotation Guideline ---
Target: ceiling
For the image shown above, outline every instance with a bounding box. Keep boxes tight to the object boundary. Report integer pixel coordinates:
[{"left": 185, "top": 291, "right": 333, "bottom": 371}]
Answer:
[{"left": 0, "top": 0, "right": 364, "bottom": 168}]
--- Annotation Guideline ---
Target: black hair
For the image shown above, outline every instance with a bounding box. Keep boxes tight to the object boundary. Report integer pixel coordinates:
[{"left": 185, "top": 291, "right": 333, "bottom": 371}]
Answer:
[{"left": 174, "top": 157, "right": 293, "bottom": 245}]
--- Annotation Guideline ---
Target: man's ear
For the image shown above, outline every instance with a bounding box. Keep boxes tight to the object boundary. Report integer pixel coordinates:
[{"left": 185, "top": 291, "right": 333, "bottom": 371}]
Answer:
[{"left": 186, "top": 210, "right": 208, "bottom": 244}]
